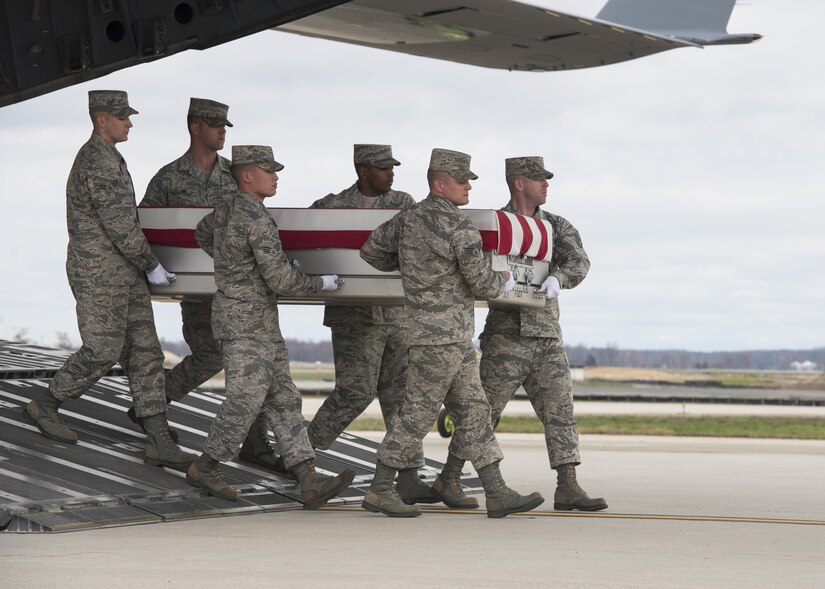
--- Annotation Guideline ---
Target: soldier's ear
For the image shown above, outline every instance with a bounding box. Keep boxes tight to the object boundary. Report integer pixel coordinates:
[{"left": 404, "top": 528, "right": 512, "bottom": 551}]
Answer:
[{"left": 241, "top": 167, "right": 254, "bottom": 184}]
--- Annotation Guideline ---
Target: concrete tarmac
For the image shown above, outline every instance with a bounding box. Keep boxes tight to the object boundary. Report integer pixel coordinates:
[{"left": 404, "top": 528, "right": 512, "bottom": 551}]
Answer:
[
  {"left": 2, "top": 432, "right": 824, "bottom": 589},
  {"left": 300, "top": 395, "right": 825, "bottom": 419}
]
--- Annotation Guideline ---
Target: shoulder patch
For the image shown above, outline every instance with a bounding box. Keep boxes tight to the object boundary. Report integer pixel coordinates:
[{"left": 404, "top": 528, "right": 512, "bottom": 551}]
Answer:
[
  {"left": 93, "top": 178, "right": 121, "bottom": 192},
  {"left": 464, "top": 242, "right": 481, "bottom": 256},
  {"left": 261, "top": 241, "right": 282, "bottom": 256}
]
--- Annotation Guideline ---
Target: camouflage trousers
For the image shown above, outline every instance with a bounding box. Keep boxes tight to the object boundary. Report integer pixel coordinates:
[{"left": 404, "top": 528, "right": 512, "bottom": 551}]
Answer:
[
  {"left": 204, "top": 338, "right": 313, "bottom": 468},
  {"left": 479, "top": 332, "right": 580, "bottom": 467},
  {"left": 377, "top": 341, "right": 503, "bottom": 470},
  {"left": 50, "top": 282, "right": 166, "bottom": 418},
  {"left": 165, "top": 298, "right": 223, "bottom": 402},
  {"left": 308, "top": 323, "right": 423, "bottom": 462}
]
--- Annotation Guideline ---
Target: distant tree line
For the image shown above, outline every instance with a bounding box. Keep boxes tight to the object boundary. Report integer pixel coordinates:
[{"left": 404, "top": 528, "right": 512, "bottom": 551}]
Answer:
[
  {"left": 565, "top": 343, "right": 825, "bottom": 371},
  {"left": 24, "top": 333, "right": 825, "bottom": 371},
  {"left": 281, "top": 339, "right": 334, "bottom": 363}
]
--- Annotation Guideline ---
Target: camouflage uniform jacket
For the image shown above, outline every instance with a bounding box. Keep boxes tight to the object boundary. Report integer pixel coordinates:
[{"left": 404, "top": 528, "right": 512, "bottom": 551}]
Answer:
[
  {"left": 195, "top": 192, "right": 323, "bottom": 342},
  {"left": 485, "top": 202, "right": 590, "bottom": 340},
  {"left": 140, "top": 151, "right": 235, "bottom": 207},
  {"left": 310, "top": 182, "right": 415, "bottom": 326},
  {"left": 361, "top": 193, "right": 507, "bottom": 346},
  {"left": 65, "top": 134, "right": 159, "bottom": 286}
]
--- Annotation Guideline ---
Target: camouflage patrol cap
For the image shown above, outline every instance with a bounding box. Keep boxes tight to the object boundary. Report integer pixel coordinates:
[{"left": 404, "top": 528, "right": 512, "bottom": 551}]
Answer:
[
  {"left": 188, "top": 97, "right": 233, "bottom": 127},
  {"left": 231, "top": 145, "right": 284, "bottom": 172},
  {"left": 429, "top": 148, "right": 478, "bottom": 182},
  {"left": 88, "top": 90, "right": 138, "bottom": 117},
  {"left": 353, "top": 144, "right": 401, "bottom": 167},
  {"left": 505, "top": 156, "right": 554, "bottom": 180}
]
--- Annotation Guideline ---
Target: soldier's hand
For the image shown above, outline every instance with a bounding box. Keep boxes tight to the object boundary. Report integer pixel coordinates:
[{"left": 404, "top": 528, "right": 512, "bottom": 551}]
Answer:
[
  {"left": 538, "top": 275, "right": 560, "bottom": 299},
  {"left": 146, "top": 263, "right": 176, "bottom": 286},
  {"left": 503, "top": 271, "right": 515, "bottom": 293},
  {"left": 320, "top": 274, "right": 341, "bottom": 291}
]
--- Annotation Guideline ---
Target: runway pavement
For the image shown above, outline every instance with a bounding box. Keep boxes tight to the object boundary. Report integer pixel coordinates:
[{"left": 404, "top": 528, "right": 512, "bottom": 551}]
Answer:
[
  {"left": 300, "top": 395, "right": 825, "bottom": 419},
  {"left": 2, "top": 431, "right": 824, "bottom": 589}
]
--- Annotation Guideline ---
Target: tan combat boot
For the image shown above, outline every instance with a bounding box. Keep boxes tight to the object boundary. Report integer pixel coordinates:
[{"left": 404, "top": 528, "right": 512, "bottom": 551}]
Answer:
[
  {"left": 126, "top": 403, "right": 180, "bottom": 443},
  {"left": 186, "top": 453, "right": 238, "bottom": 501},
  {"left": 431, "top": 454, "right": 479, "bottom": 509},
  {"left": 25, "top": 392, "right": 77, "bottom": 444},
  {"left": 396, "top": 468, "right": 440, "bottom": 505},
  {"left": 238, "top": 414, "right": 280, "bottom": 470},
  {"left": 141, "top": 413, "right": 197, "bottom": 469},
  {"left": 361, "top": 462, "right": 421, "bottom": 517},
  {"left": 478, "top": 461, "right": 544, "bottom": 518},
  {"left": 554, "top": 463, "right": 608, "bottom": 511},
  {"left": 291, "top": 460, "right": 355, "bottom": 510}
]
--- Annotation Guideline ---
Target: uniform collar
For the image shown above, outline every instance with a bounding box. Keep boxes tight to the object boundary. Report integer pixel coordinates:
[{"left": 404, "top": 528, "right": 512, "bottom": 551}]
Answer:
[
  {"left": 426, "top": 192, "right": 459, "bottom": 211},
  {"left": 349, "top": 181, "right": 388, "bottom": 200},
  {"left": 503, "top": 200, "right": 541, "bottom": 218},
  {"left": 180, "top": 150, "right": 231, "bottom": 178}
]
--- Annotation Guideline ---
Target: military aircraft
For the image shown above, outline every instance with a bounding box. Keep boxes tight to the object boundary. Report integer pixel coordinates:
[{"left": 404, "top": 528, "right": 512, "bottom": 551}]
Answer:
[
  {"left": 0, "top": 0, "right": 759, "bottom": 107},
  {"left": 0, "top": 0, "right": 760, "bottom": 533}
]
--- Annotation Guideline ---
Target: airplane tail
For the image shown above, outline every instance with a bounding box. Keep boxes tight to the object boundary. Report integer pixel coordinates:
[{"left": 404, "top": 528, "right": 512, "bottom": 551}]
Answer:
[{"left": 596, "top": 0, "right": 761, "bottom": 45}]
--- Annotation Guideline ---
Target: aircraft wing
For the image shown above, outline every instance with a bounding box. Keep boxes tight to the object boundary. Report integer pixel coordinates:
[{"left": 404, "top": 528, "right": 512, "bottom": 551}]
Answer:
[
  {"left": 0, "top": 0, "right": 759, "bottom": 108},
  {"left": 278, "top": 0, "right": 761, "bottom": 72}
]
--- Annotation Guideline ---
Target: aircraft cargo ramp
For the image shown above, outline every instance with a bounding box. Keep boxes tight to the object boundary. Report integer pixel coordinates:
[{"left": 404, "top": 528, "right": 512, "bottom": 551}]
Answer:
[{"left": 0, "top": 340, "right": 476, "bottom": 534}]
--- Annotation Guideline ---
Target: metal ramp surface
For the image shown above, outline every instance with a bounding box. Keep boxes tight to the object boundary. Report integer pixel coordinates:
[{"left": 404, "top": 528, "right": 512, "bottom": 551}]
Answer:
[{"left": 0, "top": 340, "right": 480, "bottom": 533}]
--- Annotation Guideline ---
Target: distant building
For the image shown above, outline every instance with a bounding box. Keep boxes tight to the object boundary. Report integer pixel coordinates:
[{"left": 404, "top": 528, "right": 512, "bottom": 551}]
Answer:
[{"left": 790, "top": 360, "right": 818, "bottom": 371}]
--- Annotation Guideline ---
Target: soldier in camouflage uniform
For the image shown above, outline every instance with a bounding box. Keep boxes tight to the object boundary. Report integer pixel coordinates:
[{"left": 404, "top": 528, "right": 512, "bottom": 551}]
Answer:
[
  {"left": 306, "top": 144, "right": 432, "bottom": 503},
  {"left": 478, "top": 156, "right": 607, "bottom": 511},
  {"left": 186, "top": 145, "right": 354, "bottom": 506},
  {"left": 359, "top": 148, "right": 545, "bottom": 518},
  {"left": 137, "top": 98, "right": 280, "bottom": 471},
  {"left": 25, "top": 90, "right": 195, "bottom": 470}
]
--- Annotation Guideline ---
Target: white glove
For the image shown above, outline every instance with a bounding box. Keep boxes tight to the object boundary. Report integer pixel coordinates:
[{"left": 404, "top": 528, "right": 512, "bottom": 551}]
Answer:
[
  {"left": 320, "top": 274, "right": 341, "bottom": 291},
  {"left": 538, "top": 275, "right": 561, "bottom": 299},
  {"left": 503, "top": 271, "right": 515, "bottom": 294},
  {"left": 146, "top": 263, "right": 176, "bottom": 286}
]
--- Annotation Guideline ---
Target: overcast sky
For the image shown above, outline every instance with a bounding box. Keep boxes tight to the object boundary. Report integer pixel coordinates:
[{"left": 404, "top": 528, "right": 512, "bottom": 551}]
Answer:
[{"left": 1, "top": 0, "right": 823, "bottom": 353}]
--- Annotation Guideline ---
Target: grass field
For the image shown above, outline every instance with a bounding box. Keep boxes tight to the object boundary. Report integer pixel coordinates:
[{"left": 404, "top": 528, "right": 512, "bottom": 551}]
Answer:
[
  {"left": 583, "top": 366, "right": 825, "bottom": 390},
  {"left": 288, "top": 363, "right": 825, "bottom": 439},
  {"left": 348, "top": 415, "right": 825, "bottom": 440},
  {"left": 286, "top": 364, "right": 825, "bottom": 390}
]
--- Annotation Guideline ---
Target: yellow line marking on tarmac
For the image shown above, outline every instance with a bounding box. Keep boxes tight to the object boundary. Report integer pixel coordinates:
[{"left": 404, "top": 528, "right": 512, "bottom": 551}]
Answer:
[
  {"left": 519, "top": 511, "right": 825, "bottom": 526},
  {"left": 326, "top": 505, "right": 825, "bottom": 526}
]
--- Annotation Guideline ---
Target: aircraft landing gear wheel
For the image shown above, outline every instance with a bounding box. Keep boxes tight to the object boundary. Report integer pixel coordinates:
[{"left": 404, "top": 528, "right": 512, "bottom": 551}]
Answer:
[
  {"left": 437, "top": 408, "right": 499, "bottom": 437},
  {"left": 437, "top": 407, "right": 454, "bottom": 438}
]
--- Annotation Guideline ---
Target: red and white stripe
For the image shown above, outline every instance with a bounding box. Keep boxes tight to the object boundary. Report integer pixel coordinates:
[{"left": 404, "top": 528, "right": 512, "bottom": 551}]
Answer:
[
  {"left": 139, "top": 207, "right": 552, "bottom": 261},
  {"left": 493, "top": 210, "right": 553, "bottom": 261},
  {"left": 138, "top": 207, "right": 398, "bottom": 250}
]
